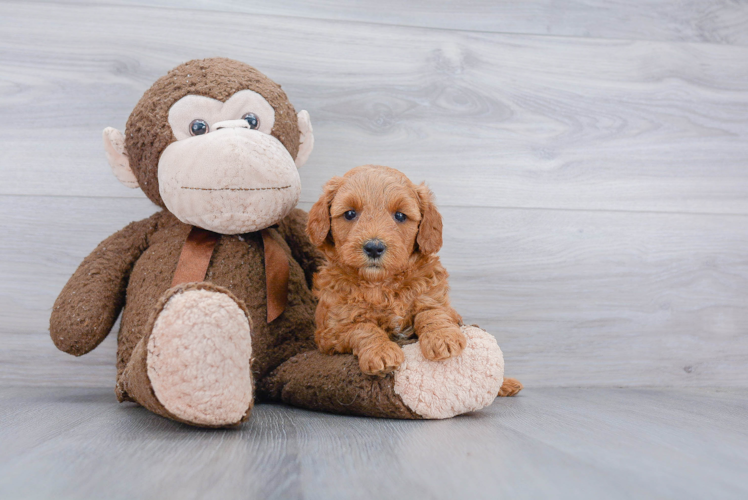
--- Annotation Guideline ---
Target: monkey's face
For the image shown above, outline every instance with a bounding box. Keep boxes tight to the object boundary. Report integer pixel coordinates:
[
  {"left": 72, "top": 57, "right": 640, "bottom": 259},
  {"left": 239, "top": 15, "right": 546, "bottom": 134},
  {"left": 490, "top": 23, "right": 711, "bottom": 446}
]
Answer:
[
  {"left": 158, "top": 90, "right": 302, "bottom": 234},
  {"left": 103, "top": 58, "right": 315, "bottom": 235}
]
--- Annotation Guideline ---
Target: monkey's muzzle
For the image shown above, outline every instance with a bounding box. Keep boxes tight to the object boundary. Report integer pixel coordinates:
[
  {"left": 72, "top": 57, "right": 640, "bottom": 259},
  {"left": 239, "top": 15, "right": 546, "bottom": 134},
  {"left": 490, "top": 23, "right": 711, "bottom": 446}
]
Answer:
[{"left": 158, "top": 127, "right": 301, "bottom": 234}]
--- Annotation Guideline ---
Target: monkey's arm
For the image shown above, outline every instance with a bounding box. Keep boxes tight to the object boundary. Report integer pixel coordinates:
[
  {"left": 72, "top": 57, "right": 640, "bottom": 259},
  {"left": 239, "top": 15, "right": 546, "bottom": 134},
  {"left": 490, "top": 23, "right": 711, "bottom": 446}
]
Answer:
[
  {"left": 276, "top": 208, "right": 326, "bottom": 289},
  {"left": 50, "top": 212, "right": 161, "bottom": 356}
]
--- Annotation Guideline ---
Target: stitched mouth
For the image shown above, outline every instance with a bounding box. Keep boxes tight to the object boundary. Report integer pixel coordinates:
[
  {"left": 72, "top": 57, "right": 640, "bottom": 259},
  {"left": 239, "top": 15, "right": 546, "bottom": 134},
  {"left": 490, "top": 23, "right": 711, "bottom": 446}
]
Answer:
[{"left": 181, "top": 185, "right": 291, "bottom": 192}]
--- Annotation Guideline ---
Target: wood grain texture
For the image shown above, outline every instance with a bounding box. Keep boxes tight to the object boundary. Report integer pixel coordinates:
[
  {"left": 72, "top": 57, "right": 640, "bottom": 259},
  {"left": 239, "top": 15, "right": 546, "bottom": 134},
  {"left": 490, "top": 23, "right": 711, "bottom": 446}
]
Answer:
[
  {"left": 0, "top": 387, "right": 746, "bottom": 500},
  {"left": 2, "top": 195, "right": 747, "bottom": 388},
  {"left": 2, "top": 2, "right": 748, "bottom": 495},
  {"left": 1, "top": 2, "right": 748, "bottom": 214},
  {"left": 0, "top": 2, "right": 746, "bottom": 389},
  {"left": 41, "top": 0, "right": 748, "bottom": 45}
]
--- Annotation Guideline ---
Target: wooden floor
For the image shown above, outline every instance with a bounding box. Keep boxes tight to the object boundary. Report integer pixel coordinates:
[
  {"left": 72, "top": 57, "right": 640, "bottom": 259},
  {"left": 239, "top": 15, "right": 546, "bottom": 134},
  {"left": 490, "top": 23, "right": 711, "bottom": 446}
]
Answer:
[
  {"left": 2, "top": 1, "right": 748, "bottom": 498},
  {"left": 0, "top": 387, "right": 746, "bottom": 500}
]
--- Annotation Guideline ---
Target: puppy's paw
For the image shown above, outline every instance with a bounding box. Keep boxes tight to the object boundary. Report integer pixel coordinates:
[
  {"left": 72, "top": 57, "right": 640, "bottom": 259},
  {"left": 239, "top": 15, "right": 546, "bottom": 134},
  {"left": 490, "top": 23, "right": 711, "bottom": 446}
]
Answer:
[
  {"left": 498, "top": 377, "right": 523, "bottom": 397},
  {"left": 419, "top": 326, "right": 467, "bottom": 361},
  {"left": 358, "top": 341, "right": 405, "bottom": 376}
]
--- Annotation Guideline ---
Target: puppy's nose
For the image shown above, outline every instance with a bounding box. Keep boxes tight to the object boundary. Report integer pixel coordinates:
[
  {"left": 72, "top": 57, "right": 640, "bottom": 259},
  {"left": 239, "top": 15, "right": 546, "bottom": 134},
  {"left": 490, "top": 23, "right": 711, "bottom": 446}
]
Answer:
[{"left": 363, "top": 239, "right": 387, "bottom": 259}]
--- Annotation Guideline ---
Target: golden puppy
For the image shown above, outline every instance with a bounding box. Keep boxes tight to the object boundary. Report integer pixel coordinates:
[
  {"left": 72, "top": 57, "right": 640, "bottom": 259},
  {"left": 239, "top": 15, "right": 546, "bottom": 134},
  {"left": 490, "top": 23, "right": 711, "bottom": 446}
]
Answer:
[{"left": 307, "top": 165, "right": 522, "bottom": 397}]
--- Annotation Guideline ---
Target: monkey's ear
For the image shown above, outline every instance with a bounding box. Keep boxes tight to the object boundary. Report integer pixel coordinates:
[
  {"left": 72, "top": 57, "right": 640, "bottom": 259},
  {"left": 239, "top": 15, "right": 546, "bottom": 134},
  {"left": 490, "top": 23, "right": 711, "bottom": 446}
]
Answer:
[
  {"left": 295, "top": 110, "right": 314, "bottom": 168},
  {"left": 415, "top": 183, "right": 443, "bottom": 255},
  {"left": 103, "top": 127, "right": 139, "bottom": 189}
]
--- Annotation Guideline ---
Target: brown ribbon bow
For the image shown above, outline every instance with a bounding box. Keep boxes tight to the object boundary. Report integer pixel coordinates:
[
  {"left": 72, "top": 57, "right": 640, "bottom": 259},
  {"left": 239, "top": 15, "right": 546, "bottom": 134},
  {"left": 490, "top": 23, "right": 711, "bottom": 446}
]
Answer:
[{"left": 172, "top": 226, "right": 289, "bottom": 323}]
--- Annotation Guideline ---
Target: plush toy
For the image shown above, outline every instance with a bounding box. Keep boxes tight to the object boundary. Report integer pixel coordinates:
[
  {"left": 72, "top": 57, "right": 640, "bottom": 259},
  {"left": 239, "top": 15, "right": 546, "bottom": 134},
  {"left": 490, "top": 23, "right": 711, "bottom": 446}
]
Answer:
[{"left": 50, "top": 58, "right": 510, "bottom": 427}]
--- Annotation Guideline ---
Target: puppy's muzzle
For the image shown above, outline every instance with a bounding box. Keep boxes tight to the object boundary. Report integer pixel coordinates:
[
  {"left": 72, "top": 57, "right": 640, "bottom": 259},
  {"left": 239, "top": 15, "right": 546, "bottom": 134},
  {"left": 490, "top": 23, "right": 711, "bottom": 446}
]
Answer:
[{"left": 363, "top": 239, "right": 387, "bottom": 260}]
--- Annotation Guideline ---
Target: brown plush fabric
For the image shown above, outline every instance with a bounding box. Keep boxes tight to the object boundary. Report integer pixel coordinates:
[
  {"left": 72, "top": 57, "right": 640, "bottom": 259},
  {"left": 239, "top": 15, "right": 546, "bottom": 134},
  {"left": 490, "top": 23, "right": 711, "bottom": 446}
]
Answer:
[
  {"left": 258, "top": 350, "right": 422, "bottom": 419},
  {"left": 119, "top": 282, "right": 253, "bottom": 427},
  {"left": 124, "top": 58, "right": 301, "bottom": 207},
  {"left": 108, "top": 208, "right": 317, "bottom": 399},
  {"left": 51, "top": 59, "right": 425, "bottom": 425},
  {"left": 171, "top": 226, "right": 289, "bottom": 322},
  {"left": 50, "top": 213, "right": 161, "bottom": 356},
  {"left": 97, "top": 208, "right": 421, "bottom": 419},
  {"left": 51, "top": 206, "right": 422, "bottom": 420},
  {"left": 119, "top": 322, "right": 183, "bottom": 424}
]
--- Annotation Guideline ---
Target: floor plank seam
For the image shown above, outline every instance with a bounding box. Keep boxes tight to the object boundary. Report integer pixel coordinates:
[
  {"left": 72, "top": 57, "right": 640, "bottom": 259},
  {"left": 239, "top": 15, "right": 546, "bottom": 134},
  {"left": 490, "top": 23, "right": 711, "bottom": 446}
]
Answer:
[
  {"left": 3, "top": 193, "right": 748, "bottom": 218},
  {"left": 10, "top": 0, "right": 748, "bottom": 48}
]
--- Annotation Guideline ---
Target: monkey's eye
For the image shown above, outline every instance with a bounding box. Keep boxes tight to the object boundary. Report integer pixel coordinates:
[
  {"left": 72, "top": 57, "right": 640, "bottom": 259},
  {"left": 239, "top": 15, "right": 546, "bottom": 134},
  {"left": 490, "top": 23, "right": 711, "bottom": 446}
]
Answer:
[
  {"left": 189, "top": 119, "right": 209, "bottom": 136},
  {"left": 394, "top": 212, "right": 407, "bottom": 223},
  {"left": 242, "top": 112, "right": 260, "bottom": 130},
  {"left": 344, "top": 210, "right": 357, "bottom": 221}
]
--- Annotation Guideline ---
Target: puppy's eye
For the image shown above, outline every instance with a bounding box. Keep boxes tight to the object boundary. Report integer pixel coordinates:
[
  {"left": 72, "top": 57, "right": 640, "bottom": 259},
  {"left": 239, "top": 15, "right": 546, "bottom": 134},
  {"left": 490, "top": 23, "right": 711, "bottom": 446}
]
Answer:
[
  {"left": 344, "top": 210, "right": 357, "bottom": 221},
  {"left": 394, "top": 212, "right": 407, "bottom": 223},
  {"left": 189, "top": 119, "right": 209, "bottom": 136},
  {"left": 241, "top": 112, "right": 260, "bottom": 130}
]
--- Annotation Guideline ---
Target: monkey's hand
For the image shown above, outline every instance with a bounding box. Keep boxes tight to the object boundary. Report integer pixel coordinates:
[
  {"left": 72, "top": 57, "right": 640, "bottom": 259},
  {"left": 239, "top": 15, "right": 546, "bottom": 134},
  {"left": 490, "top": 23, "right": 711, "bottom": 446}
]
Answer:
[{"left": 50, "top": 212, "right": 160, "bottom": 356}]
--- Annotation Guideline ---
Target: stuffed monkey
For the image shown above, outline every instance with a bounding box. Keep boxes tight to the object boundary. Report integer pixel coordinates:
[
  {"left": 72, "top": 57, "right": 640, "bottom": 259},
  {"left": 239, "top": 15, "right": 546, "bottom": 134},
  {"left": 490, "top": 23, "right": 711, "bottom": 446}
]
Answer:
[{"left": 50, "top": 58, "right": 508, "bottom": 427}]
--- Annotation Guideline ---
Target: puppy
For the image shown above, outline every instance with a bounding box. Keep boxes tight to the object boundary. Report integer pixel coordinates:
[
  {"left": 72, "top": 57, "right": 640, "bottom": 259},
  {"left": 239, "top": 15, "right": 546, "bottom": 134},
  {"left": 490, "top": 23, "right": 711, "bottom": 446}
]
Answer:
[{"left": 307, "top": 165, "right": 522, "bottom": 397}]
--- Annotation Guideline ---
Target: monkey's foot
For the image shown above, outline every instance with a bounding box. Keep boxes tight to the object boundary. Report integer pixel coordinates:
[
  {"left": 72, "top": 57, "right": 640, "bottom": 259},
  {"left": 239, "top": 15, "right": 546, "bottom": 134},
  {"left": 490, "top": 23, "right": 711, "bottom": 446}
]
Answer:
[
  {"left": 393, "top": 325, "right": 505, "bottom": 419},
  {"left": 121, "top": 283, "right": 254, "bottom": 427},
  {"left": 148, "top": 283, "right": 253, "bottom": 426}
]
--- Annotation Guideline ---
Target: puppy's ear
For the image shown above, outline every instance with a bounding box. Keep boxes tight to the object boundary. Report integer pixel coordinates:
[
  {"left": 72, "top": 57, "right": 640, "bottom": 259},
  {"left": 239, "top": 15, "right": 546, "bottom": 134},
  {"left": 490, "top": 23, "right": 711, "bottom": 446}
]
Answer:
[
  {"left": 415, "top": 183, "right": 443, "bottom": 255},
  {"left": 307, "top": 177, "right": 344, "bottom": 247}
]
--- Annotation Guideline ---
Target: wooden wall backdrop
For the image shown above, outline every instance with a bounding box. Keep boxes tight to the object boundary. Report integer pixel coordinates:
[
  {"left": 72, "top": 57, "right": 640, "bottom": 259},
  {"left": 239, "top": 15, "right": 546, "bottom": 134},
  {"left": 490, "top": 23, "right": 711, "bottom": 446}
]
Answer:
[{"left": 1, "top": 0, "right": 747, "bottom": 388}]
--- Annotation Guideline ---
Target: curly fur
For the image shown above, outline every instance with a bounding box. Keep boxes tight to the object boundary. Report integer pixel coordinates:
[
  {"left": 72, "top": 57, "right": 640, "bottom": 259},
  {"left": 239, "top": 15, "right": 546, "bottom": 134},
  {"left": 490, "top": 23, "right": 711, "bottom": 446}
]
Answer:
[{"left": 307, "top": 165, "right": 466, "bottom": 376}]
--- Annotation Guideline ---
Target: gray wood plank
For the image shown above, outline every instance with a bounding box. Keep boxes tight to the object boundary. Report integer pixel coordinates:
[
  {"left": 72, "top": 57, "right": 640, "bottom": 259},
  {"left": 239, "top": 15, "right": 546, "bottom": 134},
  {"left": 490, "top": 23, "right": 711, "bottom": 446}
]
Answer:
[
  {"left": 2, "top": 2, "right": 748, "bottom": 214},
  {"left": 0, "top": 387, "right": 113, "bottom": 468},
  {"left": 2, "top": 195, "right": 747, "bottom": 388},
  {"left": 36, "top": 0, "right": 748, "bottom": 45},
  {"left": 0, "top": 387, "right": 746, "bottom": 500}
]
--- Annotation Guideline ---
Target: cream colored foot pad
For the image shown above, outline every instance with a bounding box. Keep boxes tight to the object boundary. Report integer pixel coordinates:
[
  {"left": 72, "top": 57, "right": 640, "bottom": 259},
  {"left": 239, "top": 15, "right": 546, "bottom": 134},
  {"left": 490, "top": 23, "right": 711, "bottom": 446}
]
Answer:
[
  {"left": 147, "top": 289, "right": 253, "bottom": 426},
  {"left": 394, "top": 325, "right": 505, "bottom": 419}
]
